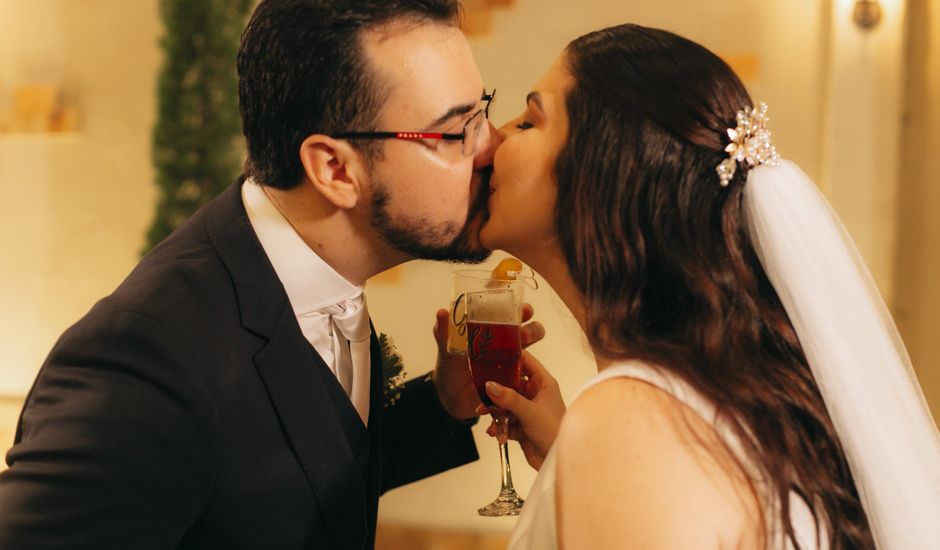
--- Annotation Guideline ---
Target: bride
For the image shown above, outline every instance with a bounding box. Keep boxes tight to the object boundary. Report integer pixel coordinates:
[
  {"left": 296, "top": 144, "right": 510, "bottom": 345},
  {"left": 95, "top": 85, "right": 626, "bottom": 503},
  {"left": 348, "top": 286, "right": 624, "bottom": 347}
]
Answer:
[{"left": 476, "top": 23, "right": 940, "bottom": 549}]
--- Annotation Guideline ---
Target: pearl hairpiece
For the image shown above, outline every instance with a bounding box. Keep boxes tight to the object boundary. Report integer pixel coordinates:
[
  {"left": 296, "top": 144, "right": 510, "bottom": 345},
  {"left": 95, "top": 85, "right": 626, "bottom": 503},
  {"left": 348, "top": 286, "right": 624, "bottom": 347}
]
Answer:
[{"left": 716, "top": 102, "right": 779, "bottom": 187}]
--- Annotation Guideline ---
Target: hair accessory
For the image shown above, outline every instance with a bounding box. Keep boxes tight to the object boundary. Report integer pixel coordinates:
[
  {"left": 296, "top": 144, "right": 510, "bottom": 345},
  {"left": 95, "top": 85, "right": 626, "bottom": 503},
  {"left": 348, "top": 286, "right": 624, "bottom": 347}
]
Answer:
[{"left": 717, "top": 102, "right": 779, "bottom": 187}]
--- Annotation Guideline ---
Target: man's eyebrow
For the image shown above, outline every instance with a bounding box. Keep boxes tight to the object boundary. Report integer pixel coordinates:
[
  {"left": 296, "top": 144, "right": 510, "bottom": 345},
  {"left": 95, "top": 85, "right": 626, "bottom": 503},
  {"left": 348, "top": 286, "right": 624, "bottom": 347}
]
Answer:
[
  {"left": 425, "top": 88, "right": 487, "bottom": 129},
  {"left": 426, "top": 102, "right": 476, "bottom": 129},
  {"left": 526, "top": 92, "right": 544, "bottom": 112}
]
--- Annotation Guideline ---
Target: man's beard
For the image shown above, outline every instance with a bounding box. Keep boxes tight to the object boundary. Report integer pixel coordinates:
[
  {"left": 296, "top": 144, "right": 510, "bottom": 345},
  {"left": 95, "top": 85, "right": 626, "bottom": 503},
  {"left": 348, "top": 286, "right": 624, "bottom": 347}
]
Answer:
[{"left": 371, "top": 167, "right": 493, "bottom": 264}]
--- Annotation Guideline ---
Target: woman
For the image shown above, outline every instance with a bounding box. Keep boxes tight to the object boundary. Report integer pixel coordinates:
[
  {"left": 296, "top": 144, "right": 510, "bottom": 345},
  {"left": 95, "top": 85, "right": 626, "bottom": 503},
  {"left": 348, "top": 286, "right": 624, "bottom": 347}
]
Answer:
[{"left": 478, "top": 24, "right": 940, "bottom": 549}]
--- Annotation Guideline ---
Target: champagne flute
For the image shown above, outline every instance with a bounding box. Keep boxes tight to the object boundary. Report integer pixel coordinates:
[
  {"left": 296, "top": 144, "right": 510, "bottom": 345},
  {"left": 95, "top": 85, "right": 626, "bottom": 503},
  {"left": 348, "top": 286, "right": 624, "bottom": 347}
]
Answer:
[{"left": 465, "top": 288, "right": 525, "bottom": 516}]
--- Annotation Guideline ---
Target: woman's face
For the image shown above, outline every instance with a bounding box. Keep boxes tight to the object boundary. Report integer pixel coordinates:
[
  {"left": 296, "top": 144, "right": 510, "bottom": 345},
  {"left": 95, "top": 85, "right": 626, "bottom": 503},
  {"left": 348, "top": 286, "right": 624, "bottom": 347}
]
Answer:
[{"left": 480, "top": 56, "right": 573, "bottom": 259}]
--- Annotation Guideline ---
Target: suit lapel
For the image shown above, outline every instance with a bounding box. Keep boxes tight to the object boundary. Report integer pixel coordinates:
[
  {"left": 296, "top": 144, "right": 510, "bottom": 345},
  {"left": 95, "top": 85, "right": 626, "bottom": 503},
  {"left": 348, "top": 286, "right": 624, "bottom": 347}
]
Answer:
[
  {"left": 367, "top": 327, "right": 383, "bottom": 439},
  {"left": 363, "top": 328, "right": 385, "bottom": 544},
  {"left": 253, "top": 306, "right": 368, "bottom": 549},
  {"left": 206, "top": 178, "right": 367, "bottom": 550}
]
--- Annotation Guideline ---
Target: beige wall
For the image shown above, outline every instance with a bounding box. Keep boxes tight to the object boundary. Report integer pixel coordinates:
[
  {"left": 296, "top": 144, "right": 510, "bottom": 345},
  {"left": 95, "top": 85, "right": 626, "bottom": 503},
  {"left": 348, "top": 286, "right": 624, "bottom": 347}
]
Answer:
[
  {"left": 895, "top": 0, "right": 940, "bottom": 417},
  {"left": 0, "top": 0, "right": 161, "bottom": 394},
  {"left": 0, "top": 0, "right": 936, "bottom": 535},
  {"left": 823, "top": 0, "right": 908, "bottom": 308}
]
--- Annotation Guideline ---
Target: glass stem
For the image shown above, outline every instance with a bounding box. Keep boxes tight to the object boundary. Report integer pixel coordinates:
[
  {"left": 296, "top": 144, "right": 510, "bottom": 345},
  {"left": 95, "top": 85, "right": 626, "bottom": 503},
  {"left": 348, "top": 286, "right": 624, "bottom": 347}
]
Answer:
[{"left": 498, "top": 440, "right": 516, "bottom": 494}]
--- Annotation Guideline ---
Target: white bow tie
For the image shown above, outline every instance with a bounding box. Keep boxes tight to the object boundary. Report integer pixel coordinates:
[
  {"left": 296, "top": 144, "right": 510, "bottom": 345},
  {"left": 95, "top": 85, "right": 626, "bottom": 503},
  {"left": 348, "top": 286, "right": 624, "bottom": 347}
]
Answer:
[
  {"left": 320, "top": 294, "right": 371, "bottom": 345},
  {"left": 299, "top": 292, "right": 371, "bottom": 425}
]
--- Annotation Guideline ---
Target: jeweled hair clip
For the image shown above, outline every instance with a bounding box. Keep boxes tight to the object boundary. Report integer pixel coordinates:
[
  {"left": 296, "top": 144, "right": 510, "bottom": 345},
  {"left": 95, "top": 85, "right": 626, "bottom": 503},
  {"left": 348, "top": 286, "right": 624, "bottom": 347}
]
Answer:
[{"left": 716, "top": 102, "right": 780, "bottom": 187}]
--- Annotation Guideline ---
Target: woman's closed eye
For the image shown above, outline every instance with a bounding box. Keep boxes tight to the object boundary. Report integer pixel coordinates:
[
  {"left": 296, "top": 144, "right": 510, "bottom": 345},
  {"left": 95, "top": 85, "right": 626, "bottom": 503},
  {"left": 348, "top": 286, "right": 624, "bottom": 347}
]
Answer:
[{"left": 516, "top": 121, "right": 534, "bottom": 130}]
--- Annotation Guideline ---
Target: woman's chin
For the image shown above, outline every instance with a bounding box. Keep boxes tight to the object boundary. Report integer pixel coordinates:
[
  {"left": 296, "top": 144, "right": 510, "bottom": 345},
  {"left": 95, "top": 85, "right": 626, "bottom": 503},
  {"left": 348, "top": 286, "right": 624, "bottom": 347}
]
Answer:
[
  {"left": 479, "top": 219, "right": 512, "bottom": 254},
  {"left": 479, "top": 221, "right": 521, "bottom": 260}
]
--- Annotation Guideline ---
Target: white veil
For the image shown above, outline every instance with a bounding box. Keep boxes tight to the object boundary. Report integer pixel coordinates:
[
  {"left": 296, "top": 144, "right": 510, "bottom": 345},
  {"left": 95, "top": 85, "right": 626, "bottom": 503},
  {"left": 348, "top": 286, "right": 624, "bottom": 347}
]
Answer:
[{"left": 744, "top": 160, "right": 940, "bottom": 548}]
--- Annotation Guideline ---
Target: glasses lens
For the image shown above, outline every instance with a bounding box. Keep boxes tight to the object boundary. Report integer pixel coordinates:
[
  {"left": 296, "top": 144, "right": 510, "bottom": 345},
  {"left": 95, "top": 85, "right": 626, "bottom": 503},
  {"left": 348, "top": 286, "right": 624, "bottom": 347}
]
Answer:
[{"left": 461, "top": 110, "right": 486, "bottom": 157}]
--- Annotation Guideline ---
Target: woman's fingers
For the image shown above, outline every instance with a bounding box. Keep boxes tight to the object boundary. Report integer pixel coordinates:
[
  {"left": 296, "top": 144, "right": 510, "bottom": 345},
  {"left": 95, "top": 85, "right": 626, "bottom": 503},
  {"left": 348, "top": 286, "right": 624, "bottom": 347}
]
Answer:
[{"left": 485, "top": 382, "right": 536, "bottom": 424}]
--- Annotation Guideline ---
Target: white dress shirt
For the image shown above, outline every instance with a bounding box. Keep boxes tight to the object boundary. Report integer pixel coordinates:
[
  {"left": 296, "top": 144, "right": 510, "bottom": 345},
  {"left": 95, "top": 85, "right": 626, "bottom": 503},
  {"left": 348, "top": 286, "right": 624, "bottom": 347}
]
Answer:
[{"left": 242, "top": 179, "right": 371, "bottom": 425}]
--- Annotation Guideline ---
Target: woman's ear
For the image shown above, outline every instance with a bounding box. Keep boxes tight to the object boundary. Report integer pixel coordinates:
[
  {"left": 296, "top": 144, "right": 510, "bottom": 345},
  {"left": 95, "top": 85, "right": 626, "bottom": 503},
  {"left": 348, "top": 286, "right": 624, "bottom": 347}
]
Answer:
[{"left": 299, "top": 135, "right": 368, "bottom": 209}]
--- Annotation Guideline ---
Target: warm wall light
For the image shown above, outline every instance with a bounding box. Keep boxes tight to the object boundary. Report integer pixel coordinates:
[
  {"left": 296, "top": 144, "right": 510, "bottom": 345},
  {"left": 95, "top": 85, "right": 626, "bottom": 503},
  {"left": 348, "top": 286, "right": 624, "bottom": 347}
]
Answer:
[
  {"left": 461, "top": 0, "right": 514, "bottom": 36},
  {"left": 853, "top": 0, "right": 883, "bottom": 30}
]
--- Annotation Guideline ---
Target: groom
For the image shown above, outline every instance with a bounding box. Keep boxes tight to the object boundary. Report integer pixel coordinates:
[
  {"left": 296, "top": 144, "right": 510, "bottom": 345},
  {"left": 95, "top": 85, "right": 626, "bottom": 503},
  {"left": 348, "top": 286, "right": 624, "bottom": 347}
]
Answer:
[{"left": 0, "top": 1, "right": 541, "bottom": 549}]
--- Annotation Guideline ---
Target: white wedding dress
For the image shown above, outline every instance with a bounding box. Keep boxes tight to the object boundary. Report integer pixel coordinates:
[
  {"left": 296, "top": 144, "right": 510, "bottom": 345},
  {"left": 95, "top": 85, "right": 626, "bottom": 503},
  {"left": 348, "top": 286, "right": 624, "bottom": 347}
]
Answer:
[{"left": 507, "top": 360, "right": 824, "bottom": 550}]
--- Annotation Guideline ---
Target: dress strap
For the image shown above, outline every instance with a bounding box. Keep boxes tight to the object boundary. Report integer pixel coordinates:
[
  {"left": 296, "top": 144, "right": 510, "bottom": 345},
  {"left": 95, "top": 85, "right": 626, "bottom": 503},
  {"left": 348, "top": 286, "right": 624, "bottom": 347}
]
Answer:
[{"left": 572, "top": 361, "right": 720, "bottom": 427}]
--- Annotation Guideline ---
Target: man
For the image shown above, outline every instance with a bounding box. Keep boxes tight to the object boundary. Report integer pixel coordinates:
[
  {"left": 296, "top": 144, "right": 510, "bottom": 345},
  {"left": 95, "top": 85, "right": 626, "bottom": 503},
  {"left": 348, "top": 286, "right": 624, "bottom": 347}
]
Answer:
[{"left": 0, "top": 1, "right": 542, "bottom": 548}]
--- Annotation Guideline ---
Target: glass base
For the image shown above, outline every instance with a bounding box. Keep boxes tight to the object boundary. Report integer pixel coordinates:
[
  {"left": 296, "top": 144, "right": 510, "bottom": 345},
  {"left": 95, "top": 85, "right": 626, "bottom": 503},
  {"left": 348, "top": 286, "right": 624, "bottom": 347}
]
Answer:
[{"left": 477, "top": 488, "right": 525, "bottom": 517}]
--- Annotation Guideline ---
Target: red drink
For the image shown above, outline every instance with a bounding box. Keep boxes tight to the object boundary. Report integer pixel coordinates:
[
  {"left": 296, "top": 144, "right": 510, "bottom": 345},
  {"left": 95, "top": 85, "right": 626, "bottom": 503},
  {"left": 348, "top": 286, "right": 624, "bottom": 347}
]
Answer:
[{"left": 467, "top": 321, "right": 522, "bottom": 406}]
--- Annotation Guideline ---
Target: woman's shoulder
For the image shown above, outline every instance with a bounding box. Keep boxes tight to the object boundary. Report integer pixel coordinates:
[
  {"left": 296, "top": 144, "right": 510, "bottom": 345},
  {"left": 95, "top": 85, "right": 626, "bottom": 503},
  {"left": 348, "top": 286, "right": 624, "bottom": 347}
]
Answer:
[
  {"left": 560, "top": 370, "right": 680, "bottom": 447},
  {"left": 557, "top": 371, "right": 709, "bottom": 477},
  {"left": 560, "top": 361, "right": 731, "bottom": 446},
  {"left": 559, "top": 362, "right": 704, "bottom": 446},
  {"left": 554, "top": 366, "right": 761, "bottom": 549}
]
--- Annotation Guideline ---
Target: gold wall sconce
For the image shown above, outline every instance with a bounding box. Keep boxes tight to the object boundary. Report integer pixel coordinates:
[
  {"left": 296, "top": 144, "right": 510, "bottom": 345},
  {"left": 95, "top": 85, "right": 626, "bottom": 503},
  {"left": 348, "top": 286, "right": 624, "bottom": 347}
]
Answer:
[{"left": 853, "top": 0, "right": 883, "bottom": 30}]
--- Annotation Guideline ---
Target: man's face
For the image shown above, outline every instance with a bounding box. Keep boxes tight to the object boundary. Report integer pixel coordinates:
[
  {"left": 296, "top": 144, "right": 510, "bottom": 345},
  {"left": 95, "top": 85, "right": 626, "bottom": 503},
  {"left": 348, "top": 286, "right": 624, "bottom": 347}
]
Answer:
[{"left": 361, "top": 21, "right": 496, "bottom": 263}]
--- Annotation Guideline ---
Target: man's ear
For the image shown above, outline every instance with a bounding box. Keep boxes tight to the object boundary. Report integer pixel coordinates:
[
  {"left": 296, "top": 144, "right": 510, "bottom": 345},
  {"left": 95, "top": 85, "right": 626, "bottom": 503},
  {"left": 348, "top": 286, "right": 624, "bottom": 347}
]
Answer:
[{"left": 299, "top": 134, "right": 368, "bottom": 209}]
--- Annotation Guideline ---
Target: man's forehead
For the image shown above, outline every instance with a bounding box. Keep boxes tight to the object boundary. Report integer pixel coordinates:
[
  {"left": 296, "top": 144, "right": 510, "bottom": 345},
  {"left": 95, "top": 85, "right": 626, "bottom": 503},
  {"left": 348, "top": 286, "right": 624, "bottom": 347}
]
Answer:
[{"left": 362, "top": 21, "right": 483, "bottom": 122}]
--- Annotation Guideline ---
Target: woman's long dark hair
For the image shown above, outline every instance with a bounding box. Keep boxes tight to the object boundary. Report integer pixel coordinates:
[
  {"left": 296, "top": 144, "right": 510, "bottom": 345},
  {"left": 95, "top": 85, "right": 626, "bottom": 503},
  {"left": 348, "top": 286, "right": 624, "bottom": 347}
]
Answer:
[{"left": 556, "top": 24, "right": 874, "bottom": 549}]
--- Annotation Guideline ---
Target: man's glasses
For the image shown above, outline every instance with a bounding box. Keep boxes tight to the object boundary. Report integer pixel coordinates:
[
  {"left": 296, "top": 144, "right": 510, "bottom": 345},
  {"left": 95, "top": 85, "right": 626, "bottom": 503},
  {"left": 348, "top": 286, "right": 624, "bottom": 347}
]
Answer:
[{"left": 335, "top": 90, "right": 496, "bottom": 158}]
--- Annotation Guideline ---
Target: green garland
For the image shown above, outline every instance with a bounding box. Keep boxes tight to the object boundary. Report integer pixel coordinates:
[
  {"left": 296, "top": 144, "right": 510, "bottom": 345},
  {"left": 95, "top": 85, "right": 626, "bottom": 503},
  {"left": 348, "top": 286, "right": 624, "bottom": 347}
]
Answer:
[{"left": 145, "top": 0, "right": 252, "bottom": 253}]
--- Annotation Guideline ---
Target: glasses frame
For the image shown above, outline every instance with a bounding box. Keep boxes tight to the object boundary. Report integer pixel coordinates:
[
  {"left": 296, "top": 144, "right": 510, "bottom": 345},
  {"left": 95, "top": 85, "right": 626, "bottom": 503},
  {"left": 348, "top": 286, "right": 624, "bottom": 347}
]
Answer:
[{"left": 334, "top": 90, "right": 496, "bottom": 157}]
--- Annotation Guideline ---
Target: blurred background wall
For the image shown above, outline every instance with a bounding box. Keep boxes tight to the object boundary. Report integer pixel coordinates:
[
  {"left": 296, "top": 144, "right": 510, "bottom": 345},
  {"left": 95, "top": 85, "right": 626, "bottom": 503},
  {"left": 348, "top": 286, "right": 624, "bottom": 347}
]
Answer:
[
  {"left": 0, "top": 0, "right": 160, "bottom": 395},
  {"left": 1, "top": 0, "right": 937, "bottom": 540},
  {"left": 896, "top": 0, "right": 940, "bottom": 426}
]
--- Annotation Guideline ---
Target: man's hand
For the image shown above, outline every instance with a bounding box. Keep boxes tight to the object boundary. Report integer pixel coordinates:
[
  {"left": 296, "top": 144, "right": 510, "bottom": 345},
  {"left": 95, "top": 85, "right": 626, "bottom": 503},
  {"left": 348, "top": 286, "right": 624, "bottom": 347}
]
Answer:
[
  {"left": 431, "top": 303, "right": 544, "bottom": 420},
  {"left": 478, "top": 351, "right": 565, "bottom": 471}
]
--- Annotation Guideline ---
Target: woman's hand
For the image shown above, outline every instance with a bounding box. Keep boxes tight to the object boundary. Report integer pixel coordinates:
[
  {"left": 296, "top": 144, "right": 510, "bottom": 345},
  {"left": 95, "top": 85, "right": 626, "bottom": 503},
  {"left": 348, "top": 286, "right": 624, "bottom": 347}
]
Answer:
[{"left": 478, "top": 351, "right": 566, "bottom": 470}]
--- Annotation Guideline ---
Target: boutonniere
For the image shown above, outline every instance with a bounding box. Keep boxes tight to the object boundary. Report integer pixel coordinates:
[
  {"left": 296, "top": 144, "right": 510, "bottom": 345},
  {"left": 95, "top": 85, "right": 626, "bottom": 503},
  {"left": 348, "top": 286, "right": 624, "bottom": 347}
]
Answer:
[{"left": 378, "top": 333, "right": 407, "bottom": 408}]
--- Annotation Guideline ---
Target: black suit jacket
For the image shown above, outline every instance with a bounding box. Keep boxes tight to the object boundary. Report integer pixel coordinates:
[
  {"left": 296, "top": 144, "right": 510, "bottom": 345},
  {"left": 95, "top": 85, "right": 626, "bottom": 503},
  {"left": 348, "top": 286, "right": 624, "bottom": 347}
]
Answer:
[{"left": 0, "top": 178, "right": 479, "bottom": 549}]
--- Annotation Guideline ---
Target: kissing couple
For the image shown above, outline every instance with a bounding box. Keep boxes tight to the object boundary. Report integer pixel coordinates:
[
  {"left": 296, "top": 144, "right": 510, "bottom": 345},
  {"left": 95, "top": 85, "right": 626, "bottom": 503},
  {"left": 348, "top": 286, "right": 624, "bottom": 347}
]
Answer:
[{"left": 2, "top": 2, "right": 938, "bottom": 549}]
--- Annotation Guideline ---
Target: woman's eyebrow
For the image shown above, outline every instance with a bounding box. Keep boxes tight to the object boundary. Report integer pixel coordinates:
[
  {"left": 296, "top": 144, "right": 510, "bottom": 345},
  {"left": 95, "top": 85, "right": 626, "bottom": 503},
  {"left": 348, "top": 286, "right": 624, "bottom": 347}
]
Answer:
[{"left": 526, "top": 91, "right": 544, "bottom": 112}]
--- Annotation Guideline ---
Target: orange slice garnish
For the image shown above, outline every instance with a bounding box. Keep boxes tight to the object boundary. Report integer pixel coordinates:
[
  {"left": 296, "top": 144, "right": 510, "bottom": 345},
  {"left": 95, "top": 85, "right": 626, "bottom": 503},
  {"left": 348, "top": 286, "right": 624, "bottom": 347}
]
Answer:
[{"left": 490, "top": 257, "right": 523, "bottom": 281}]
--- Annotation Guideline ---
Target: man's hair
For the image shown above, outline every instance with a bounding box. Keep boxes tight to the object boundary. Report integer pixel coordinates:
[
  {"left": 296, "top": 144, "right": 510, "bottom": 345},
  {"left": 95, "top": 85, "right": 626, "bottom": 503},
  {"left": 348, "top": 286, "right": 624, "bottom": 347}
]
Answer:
[{"left": 237, "top": 0, "right": 460, "bottom": 189}]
